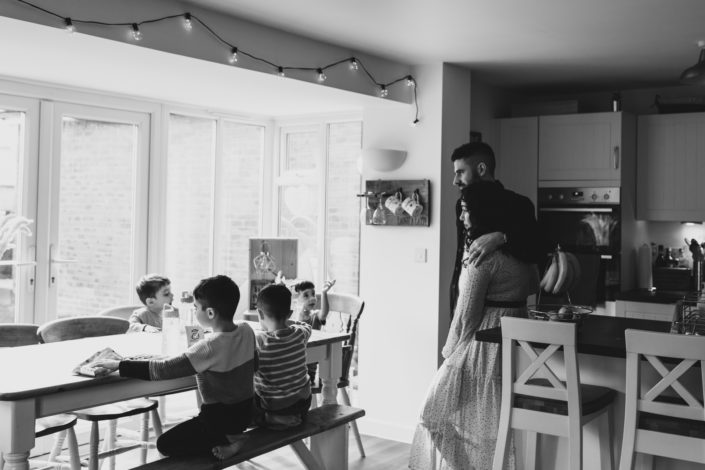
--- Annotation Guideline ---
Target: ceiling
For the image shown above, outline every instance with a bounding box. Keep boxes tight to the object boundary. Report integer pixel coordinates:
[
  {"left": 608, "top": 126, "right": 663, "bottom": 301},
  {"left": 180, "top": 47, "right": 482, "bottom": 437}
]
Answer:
[{"left": 185, "top": 0, "right": 705, "bottom": 92}]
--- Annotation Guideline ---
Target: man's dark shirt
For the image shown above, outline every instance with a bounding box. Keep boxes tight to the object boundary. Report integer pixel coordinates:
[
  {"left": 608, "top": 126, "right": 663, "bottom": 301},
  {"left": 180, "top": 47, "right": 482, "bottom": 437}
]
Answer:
[{"left": 449, "top": 181, "right": 543, "bottom": 318}]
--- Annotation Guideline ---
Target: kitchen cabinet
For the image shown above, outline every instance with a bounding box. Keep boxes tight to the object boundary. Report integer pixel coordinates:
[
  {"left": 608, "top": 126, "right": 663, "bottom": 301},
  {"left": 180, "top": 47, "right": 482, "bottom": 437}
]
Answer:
[
  {"left": 637, "top": 112, "right": 705, "bottom": 221},
  {"left": 495, "top": 117, "right": 538, "bottom": 207},
  {"left": 614, "top": 300, "right": 675, "bottom": 321},
  {"left": 539, "top": 112, "right": 624, "bottom": 182}
]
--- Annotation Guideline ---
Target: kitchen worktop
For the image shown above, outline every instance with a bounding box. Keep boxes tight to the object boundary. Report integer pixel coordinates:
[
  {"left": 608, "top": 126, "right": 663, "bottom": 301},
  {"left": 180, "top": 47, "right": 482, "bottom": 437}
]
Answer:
[
  {"left": 475, "top": 315, "right": 670, "bottom": 358},
  {"left": 613, "top": 289, "right": 690, "bottom": 304}
]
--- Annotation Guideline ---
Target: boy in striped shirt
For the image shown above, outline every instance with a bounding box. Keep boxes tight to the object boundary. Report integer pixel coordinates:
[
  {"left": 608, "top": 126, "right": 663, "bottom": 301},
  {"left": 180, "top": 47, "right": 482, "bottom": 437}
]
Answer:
[{"left": 254, "top": 283, "right": 312, "bottom": 430}]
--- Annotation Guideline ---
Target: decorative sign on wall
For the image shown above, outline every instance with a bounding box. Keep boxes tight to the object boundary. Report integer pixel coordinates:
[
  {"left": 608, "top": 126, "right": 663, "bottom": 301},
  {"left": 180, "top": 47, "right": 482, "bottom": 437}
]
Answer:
[{"left": 362, "top": 179, "right": 430, "bottom": 227}]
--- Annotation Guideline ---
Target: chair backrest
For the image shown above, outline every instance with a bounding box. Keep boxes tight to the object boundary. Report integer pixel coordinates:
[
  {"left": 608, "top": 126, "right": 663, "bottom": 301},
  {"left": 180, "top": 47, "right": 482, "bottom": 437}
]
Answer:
[
  {"left": 37, "top": 316, "right": 129, "bottom": 343},
  {"left": 313, "top": 292, "right": 364, "bottom": 381},
  {"left": 0, "top": 323, "right": 39, "bottom": 347},
  {"left": 624, "top": 329, "right": 705, "bottom": 421},
  {"left": 500, "top": 317, "right": 581, "bottom": 415},
  {"left": 97, "top": 305, "right": 142, "bottom": 321}
]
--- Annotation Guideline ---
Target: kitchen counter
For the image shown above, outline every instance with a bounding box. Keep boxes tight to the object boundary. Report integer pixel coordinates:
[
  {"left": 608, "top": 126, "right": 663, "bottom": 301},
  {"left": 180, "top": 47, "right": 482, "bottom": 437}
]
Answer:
[
  {"left": 613, "top": 288, "right": 689, "bottom": 304},
  {"left": 475, "top": 315, "right": 670, "bottom": 357}
]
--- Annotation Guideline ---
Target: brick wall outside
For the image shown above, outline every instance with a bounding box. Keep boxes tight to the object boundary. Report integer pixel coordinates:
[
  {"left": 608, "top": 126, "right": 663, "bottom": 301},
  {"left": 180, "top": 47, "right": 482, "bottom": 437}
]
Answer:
[
  {"left": 56, "top": 120, "right": 137, "bottom": 316},
  {"left": 326, "top": 122, "right": 362, "bottom": 294}
]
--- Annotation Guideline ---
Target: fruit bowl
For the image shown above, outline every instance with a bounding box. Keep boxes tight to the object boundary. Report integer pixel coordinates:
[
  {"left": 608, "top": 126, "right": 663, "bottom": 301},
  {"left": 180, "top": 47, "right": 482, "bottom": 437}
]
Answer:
[{"left": 528, "top": 304, "right": 592, "bottom": 323}]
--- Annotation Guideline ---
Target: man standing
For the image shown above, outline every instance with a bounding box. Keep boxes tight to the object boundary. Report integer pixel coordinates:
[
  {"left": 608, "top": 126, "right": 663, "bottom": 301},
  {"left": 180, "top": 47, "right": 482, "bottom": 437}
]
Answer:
[{"left": 449, "top": 142, "right": 542, "bottom": 316}]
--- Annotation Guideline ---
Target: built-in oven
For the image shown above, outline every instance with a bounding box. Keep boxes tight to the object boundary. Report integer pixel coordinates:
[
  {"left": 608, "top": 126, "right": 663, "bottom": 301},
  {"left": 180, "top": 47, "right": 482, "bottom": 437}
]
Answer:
[{"left": 537, "top": 187, "right": 621, "bottom": 307}]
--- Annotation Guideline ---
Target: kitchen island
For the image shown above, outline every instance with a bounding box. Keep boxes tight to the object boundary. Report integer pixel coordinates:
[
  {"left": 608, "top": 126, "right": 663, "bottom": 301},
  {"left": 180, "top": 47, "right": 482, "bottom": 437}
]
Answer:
[{"left": 476, "top": 315, "right": 701, "bottom": 470}]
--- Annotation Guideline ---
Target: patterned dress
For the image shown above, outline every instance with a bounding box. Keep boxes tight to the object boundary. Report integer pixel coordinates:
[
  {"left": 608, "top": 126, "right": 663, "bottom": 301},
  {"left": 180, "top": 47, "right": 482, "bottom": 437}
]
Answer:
[{"left": 409, "top": 249, "right": 538, "bottom": 470}]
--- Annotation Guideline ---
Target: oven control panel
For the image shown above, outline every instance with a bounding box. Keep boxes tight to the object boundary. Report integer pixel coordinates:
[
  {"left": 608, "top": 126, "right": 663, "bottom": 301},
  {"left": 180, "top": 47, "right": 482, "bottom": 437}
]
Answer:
[{"left": 538, "top": 187, "right": 620, "bottom": 205}]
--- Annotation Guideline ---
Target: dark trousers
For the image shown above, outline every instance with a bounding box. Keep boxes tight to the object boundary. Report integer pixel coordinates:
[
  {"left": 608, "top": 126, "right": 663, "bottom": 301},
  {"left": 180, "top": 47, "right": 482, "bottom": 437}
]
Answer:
[{"left": 156, "top": 400, "right": 252, "bottom": 457}]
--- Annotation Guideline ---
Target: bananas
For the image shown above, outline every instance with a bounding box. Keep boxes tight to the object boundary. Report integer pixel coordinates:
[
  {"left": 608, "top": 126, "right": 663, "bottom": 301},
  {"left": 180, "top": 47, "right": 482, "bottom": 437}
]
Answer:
[{"left": 540, "top": 246, "right": 581, "bottom": 295}]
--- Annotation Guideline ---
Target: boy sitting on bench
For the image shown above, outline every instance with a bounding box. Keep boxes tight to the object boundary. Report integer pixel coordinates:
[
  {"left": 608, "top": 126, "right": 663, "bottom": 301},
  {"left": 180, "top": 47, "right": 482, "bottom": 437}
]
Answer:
[
  {"left": 214, "top": 284, "right": 313, "bottom": 459},
  {"left": 96, "top": 275, "right": 256, "bottom": 459}
]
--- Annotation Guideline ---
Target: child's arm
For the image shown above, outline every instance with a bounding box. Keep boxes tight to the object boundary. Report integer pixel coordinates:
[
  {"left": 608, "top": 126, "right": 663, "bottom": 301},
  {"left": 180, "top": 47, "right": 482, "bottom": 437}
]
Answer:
[
  {"left": 127, "top": 311, "right": 160, "bottom": 333},
  {"left": 95, "top": 356, "right": 196, "bottom": 380},
  {"left": 317, "top": 279, "right": 336, "bottom": 323}
]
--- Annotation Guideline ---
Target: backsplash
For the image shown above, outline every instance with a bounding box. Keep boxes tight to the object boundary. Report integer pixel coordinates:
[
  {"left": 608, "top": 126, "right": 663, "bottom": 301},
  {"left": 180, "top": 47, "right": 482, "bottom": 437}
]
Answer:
[{"left": 633, "top": 220, "right": 705, "bottom": 268}]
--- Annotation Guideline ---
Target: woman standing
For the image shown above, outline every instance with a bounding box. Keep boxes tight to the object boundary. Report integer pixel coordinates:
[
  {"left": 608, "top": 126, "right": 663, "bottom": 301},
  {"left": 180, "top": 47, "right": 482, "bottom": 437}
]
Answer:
[{"left": 409, "top": 181, "right": 539, "bottom": 470}]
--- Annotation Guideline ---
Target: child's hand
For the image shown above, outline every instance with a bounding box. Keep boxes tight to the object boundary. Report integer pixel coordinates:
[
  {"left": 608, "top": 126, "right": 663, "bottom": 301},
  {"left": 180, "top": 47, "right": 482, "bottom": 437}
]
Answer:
[
  {"left": 93, "top": 359, "right": 120, "bottom": 371},
  {"left": 143, "top": 325, "right": 160, "bottom": 333},
  {"left": 322, "top": 279, "right": 336, "bottom": 293}
]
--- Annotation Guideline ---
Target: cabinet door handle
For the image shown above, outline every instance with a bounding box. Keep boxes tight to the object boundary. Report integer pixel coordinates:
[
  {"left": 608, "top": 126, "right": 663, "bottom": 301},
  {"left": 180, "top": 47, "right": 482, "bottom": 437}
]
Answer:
[{"left": 613, "top": 146, "right": 620, "bottom": 169}]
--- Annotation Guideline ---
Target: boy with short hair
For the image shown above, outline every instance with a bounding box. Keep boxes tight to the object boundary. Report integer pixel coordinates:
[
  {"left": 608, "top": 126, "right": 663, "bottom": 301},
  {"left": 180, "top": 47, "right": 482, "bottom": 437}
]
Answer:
[
  {"left": 254, "top": 283, "right": 312, "bottom": 430},
  {"left": 128, "top": 274, "right": 176, "bottom": 333},
  {"left": 293, "top": 279, "right": 335, "bottom": 384},
  {"left": 96, "top": 275, "right": 255, "bottom": 459}
]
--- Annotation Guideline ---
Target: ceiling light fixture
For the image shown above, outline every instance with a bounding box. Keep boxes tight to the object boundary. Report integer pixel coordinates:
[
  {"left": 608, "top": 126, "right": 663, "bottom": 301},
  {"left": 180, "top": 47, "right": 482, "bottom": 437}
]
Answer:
[{"left": 680, "top": 40, "right": 705, "bottom": 85}]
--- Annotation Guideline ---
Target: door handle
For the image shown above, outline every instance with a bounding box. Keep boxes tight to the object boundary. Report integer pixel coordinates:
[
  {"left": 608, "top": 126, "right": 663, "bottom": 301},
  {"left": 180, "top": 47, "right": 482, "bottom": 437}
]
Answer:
[
  {"left": 613, "top": 146, "right": 620, "bottom": 169},
  {"left": 49, "top": 244, "right": 77, "bottom": 285}
]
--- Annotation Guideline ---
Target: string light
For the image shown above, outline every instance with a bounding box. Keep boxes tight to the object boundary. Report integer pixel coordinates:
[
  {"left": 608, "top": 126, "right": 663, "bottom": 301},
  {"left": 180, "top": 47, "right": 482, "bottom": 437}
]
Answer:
[
  {"left": 64, "top": 17, "right": 75, "bottom": 33},
  {"left": 229, "top": 47, "right": 238, "bottom": 64},
  {"left": 130, "top": 23, "right": 142, "bottom": 41},
  {"left": 12, "top": 0, "right": 420, "bottom": 125},
  {"left": 182, "top": 13, "right": 192, "bottom": 31}
]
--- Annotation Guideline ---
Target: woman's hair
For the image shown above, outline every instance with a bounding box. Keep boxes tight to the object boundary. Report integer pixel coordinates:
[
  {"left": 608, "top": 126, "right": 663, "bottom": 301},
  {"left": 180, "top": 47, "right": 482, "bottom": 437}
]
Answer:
[{"left": 460, "top": 181, "right": 509, "bottom": 247}]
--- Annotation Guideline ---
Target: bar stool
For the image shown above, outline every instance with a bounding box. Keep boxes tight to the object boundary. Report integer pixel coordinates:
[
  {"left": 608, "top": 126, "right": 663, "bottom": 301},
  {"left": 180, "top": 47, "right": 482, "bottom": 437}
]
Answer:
[
  {"left": 493, "top": 317, "right": 616, "bottom": 470},
  {"left": 0, "top": 323, "right": 81, "bottom": 470},
  {"left": 37, "top": 316, "right": 162, "bottom": 470},
  {"left": 619, "top": 329, "right": 705, "bottom": 469}
]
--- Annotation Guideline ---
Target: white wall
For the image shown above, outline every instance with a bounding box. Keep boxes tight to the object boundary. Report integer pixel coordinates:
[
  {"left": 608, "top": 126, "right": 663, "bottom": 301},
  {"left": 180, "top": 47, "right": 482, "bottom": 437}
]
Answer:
[{"left": 358, "top": 63, "right": 472, "bottom": 442}]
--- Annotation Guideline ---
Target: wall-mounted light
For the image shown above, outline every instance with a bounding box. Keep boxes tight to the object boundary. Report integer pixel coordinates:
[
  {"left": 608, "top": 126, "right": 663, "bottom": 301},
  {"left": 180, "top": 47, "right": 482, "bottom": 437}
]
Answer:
[
  {"left": 361, "top": 148, "right": 407, "bottom": 172},
  {"left": 680, "top": 40, "right": 705, "bottom": 85}
]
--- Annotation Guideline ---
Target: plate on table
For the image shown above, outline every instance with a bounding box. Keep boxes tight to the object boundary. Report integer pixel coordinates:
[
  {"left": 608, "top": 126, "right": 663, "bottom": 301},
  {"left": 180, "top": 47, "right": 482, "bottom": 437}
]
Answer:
[{"left": 528, "top": 304, "right": 592, "bottom": 323}]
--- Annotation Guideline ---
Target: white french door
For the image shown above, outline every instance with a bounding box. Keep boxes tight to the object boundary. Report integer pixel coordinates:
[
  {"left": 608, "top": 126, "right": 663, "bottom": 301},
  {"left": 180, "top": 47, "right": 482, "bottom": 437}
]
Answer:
[
  {"left": 0, "top": 97, "right": 150, "bottom": 324},
  {"left": 0, "top": 94, "right": 39, "bottom": 324}
]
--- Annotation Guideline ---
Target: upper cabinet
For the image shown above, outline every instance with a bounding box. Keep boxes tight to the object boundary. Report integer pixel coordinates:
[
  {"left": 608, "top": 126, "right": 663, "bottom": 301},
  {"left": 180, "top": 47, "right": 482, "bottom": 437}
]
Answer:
[
  {"left": 495, "top": 117, "right": 538, "bottom": 208},
  {"left": 539, "top": 112, "right": 623, "bottom": 182},
  {"left": 637, "top": 112, "right": 705, "bottom": 221}
]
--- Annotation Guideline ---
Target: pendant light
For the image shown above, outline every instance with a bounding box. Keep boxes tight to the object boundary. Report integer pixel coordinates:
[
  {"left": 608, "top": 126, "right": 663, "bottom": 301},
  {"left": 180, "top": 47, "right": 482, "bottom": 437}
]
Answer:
[{"left": 680, "top": 40, "right": 705, "bottom": 85}]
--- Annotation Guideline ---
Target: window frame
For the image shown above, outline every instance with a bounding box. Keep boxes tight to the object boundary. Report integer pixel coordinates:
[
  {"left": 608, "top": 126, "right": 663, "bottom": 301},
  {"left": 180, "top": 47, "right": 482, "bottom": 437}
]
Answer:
[{"left": 273, "top": 113, "right": 362, "bottom": 290}]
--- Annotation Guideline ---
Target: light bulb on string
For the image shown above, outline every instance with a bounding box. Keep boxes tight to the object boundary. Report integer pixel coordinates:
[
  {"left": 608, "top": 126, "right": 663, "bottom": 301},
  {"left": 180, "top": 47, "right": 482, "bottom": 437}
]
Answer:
[
  {"left": 277, "top": 67, "right": 285, "bottom": 77},
  {"left": 406, "top": 75, "right": 415, "bottom": 87},
  {"left": 64, "top": 17, "right": 75, "bottom": 33},
  {"left": 380, "top": 85, "right": 389, "bottom": 98},
  {"left": 182, "top": 13, "right": 192, "bottom": 31},
  {"left": 130, "top": 23, "right": 142, "bottom": 41},
  {"left": 229, "top": 47, "right": 238, "bottom": 64},
  {"left": 317, "top": 68, "right": 327, "bottom": 82},
  {"left": 349, "top": 58, "right": 359, "bottom": 71},
  {"left": 410, "top": 118, "right": 420, "bottom": 127}
]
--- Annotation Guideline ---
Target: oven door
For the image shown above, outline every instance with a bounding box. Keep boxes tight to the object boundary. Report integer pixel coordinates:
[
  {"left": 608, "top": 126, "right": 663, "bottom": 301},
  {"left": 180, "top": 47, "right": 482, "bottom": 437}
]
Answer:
[{"left": 537, "top": 205, "right": 620, "bottom": 255}]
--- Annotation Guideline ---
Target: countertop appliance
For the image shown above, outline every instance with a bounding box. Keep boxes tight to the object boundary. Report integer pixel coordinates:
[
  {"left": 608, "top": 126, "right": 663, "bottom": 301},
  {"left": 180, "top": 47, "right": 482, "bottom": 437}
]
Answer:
[{"left": 537, "top": 187, "right": 622, "bottom": 306}]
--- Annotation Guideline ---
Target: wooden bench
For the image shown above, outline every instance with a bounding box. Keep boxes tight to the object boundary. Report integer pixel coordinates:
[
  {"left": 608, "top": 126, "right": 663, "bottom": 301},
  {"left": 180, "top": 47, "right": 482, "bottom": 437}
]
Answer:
[{"left": 130, "top": 404, "right": 365, "bottom": 470}]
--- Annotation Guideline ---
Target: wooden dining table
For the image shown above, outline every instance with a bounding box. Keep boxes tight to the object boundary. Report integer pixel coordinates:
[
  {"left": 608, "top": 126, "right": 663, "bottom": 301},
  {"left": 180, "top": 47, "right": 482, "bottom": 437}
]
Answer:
[{"left": 0, "top": 322, "right": 348, "bottom": 470}]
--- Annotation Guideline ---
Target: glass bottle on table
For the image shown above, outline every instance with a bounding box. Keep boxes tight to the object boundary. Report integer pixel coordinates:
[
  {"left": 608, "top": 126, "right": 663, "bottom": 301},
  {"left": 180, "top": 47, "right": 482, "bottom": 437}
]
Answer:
[
  {"left": 654, "top": 245, "right": 666, "bottom": 268},
  {"left": 161, "top": 303, "right": 181, "bottom": 356}
]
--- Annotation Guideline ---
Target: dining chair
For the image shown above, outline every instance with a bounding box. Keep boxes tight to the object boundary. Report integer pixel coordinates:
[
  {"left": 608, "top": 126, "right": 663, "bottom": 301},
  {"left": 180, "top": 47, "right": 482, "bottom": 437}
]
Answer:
[
  {"left": 618, "top": 329, "right": 705, "bottom": 469},
  {"left": 37, "top": 316, "right": 162, "bottom": 470},
  {"left": 97, "top": 305, "right": 142, "bottom": 321},
  {"left": 493, "top": 317, "right": 616, "bottom": 470},
  {"left": 0, "top": 323, "right": 81, "bottom": 470},
  {"left": 310, "top": 292, "right": 366, "bottom": 458}
]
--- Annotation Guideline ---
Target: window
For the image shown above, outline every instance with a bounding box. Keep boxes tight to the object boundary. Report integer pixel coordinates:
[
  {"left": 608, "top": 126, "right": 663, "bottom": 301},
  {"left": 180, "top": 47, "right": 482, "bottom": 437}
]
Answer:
[
  {"left": 276, "top": 120, "right": 362, "bottom": 293},
  {"left": 164, "top": 113, "right": 265, "bottom": 314}
]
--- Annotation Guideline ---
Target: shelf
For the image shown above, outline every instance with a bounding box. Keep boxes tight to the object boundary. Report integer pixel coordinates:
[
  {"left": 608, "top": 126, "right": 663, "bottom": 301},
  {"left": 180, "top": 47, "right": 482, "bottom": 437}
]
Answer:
[{"left": 0, "top": 261, "right": 36, "bottom": 267}]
